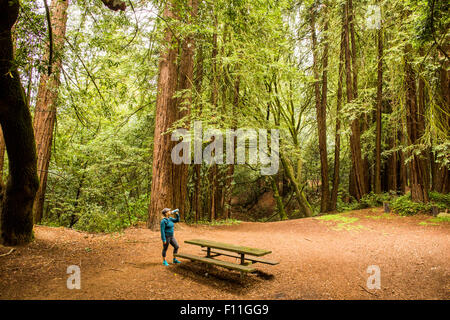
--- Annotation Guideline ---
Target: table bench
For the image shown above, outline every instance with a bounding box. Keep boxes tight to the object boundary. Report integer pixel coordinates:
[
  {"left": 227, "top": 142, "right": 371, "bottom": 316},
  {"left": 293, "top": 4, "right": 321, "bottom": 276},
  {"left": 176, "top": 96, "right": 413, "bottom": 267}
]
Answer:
[{"left": 174, "top": 239, "right": 278, "bottom": 278}]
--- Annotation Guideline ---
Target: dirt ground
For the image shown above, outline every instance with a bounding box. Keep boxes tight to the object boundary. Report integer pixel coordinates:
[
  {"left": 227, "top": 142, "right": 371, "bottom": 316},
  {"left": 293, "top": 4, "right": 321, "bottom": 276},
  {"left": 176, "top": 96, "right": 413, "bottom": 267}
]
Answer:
[{"left": 0, "top": 208, "right": 449, "bottom": 300}]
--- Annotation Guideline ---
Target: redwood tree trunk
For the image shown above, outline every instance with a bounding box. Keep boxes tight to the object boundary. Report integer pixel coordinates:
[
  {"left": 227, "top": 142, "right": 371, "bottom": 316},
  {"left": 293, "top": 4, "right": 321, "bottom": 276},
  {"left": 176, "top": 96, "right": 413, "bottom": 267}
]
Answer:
[
  {"left": 344, "top": 0, "right": 366, "bottom": 200},
  {"left": 33, "top": 0, "right": 69, "bottom": 224},
  {"left": 310, "top": 7, "right": 330, "bottom": 212},
  {"left": 173, "top": 0, "right": 198, "bottom": 221},
  {"left": 193, "top": 41, "right": 204, "bottom": 223},
  {"left": 374, "top": 26, "right": 383, "bottom": 193},
  {"left": 0, "top": 0, "right": 39, "bottom": 245},
  {"left": 147, "top": 1, "right": 197, "bottom": 229},
  {"left": 404, "top": 44, "right": 429, "bottom": 203},
  {"left": 331, "top": 16, "right": 345, "bottom": 211}
]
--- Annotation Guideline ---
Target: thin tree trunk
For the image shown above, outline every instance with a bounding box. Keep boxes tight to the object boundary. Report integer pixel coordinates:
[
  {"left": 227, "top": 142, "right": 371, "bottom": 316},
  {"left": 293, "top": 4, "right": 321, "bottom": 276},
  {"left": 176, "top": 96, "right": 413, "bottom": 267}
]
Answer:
[
  {"left": 0, "top": 0, "right": 39, "bottom": 245},
  {"left": 33, "top": 0, "right": 69, "bottom": 224},
  {"left": 374, "top": 25, "right": 383, "bottom": 193},
  {"left": 173, "top": 0, "right": 198, "bottom": 221},
  {"left": 331, "top": 16, "right": 345, "bottom": 211},
  {"left": 270, "top": 176, "right": 287, "bottom": 220},
  {"left": 404, "top": 44, "right": 429, "bottom": 202},
  {"left": 310, "top": 6, "right": 330, "bottom": 212},
  {"left": 431, "top": 45, "right": 450, "bottom": 193},
  {"left": 223, "top": 76, "right": 239, "bottom": 219},
  {"left": 348, "top": 0, "right": 370, "bottom": 194},
  {"left": 193, "top": 37, "right": 204, "bottom": 223},
  {"left": 344, "top": 0, "right": 366, "bottom": 200},
  {"left": 209, "top": 11, "right": 219, "bottom": 221},
  {"left": 280, "top": 154, "right": 312, "bottom": 217},
  {"left": 0, "top": 128, "right": 5, "bottom": 182}
]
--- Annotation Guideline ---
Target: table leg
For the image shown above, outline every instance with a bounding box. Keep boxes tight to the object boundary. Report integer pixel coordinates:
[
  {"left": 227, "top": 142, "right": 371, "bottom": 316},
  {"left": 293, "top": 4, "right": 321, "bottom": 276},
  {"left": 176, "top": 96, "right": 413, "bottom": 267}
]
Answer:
[
  {"left": 240, "top": 253, "right": 245, "bottom": 265},
  {"left": 206, "top": 247, "right": 211, "bottom": 257}
]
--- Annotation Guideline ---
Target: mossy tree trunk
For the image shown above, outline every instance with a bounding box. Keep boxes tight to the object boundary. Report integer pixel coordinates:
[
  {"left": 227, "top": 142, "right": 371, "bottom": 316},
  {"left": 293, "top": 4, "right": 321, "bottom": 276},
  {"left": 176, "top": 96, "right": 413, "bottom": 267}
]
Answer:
[
  {"left": 0, "top": 0, "right": 39, "bottom": 246},
  {"left": 270, "top": 176, "right": 287, "bottom": 220},
  {"left": 280, "top": 154, "right": 312, "bottom": 218}
]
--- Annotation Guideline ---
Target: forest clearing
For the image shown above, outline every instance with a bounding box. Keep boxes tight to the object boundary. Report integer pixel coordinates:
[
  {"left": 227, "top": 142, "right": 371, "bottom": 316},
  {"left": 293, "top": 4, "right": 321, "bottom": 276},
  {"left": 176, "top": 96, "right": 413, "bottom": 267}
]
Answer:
[{"left": 1, "top": 208, "right": 449, "bottom": 300}]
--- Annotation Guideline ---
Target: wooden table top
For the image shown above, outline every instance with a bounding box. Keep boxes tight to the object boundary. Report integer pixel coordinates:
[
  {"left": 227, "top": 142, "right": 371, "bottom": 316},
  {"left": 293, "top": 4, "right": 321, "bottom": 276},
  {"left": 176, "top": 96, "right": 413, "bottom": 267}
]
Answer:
[{"left": 184, "top": 239, "right": 271, "bottom": 257}]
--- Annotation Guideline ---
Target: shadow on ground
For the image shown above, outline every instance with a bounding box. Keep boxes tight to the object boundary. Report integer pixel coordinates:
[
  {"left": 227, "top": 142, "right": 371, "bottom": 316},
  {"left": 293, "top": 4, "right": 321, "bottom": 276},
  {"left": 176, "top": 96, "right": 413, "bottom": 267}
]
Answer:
[{"left": 173, "top": 262, "right": 275, "bottom": 295}]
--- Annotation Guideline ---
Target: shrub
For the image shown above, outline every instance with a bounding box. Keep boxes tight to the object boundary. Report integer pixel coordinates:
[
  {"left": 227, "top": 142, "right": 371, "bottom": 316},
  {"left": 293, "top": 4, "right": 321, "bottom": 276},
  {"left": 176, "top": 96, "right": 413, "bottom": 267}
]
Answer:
[
  {"left": 359, "top": 192, "right": 393, "bottom": 208},
  {"left": 390, "top": 192, "right": 449, "bottom": 216}
]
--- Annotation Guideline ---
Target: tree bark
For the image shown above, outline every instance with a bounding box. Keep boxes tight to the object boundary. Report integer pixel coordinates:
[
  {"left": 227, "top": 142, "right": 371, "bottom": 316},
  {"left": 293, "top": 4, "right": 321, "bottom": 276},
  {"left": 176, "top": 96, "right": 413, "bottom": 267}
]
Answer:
[
  {"left": 374, "top": 26, "right": 383, "bottom": 193},
  {"left": 147, "top": 1, "right": 197, "bottom": 229},
  {"left": 193, "top": 40, "right": 204, "bottom": 223},
  {"left": 0, "top": 128, "right": 5, "bottom": 182},
  {"left": 33, "top": 0, "right": 69, "bottom": 224},
  {"left": 173, "top": 0, "right": 198, "bottom": 221},
  {"left": 344, "top": 0, "right": 366, "bottom": 200},
  {"left": 280, "top": 154, "right": 312, "bottom": 217},
  {"left": 0, "top": 0, "right": 39, "bottom": 245},
  {"left": 331, "top": 15, "right": 345, "bottom": 211},
  {"left": 270, "top": 176, "right": 287, "bottom": 220},
  {"left": 404, "top": 44, "right": 429, "bottom": 202},
  {"left": 310, "top": 6, "right": 330, "bottom": 212}
]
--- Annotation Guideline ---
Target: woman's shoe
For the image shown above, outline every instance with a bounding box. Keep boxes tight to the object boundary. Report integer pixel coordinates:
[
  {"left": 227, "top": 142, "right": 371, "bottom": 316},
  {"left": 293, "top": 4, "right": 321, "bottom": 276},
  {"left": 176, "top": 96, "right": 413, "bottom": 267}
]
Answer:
[
  {"left": 173, "top": 258, "right": 181, "bottom": 264},
  {"left": 163, "top": 260, "right": 169, "bottom": 266}
]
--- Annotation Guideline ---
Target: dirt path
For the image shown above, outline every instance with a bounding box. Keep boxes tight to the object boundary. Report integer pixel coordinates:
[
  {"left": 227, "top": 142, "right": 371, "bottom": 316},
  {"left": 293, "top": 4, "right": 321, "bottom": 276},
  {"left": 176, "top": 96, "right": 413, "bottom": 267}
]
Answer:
[{"left": 0, "top": 208, "right": 449, "bottom": 300}]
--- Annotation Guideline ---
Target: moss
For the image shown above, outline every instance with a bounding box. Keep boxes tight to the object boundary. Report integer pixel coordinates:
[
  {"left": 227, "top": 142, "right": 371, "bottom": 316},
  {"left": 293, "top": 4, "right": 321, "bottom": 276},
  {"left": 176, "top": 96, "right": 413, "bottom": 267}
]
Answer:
[{"left": 419, "top": 216, "right": 450, "bottom": 226}]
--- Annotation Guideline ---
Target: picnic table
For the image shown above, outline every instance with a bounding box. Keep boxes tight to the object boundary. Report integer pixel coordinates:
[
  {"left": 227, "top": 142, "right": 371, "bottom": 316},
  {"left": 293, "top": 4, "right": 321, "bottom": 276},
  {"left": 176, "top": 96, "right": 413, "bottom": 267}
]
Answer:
[{"left": 174, "top": 239, "right": 279, "bottom": 278}]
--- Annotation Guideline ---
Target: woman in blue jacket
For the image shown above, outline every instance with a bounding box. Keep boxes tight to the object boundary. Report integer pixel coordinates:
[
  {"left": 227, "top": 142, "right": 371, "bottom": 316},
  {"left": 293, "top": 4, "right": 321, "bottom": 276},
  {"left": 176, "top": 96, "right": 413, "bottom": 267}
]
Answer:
[{"left": 160, "top": 208, "right": 181, "bottom": 266}]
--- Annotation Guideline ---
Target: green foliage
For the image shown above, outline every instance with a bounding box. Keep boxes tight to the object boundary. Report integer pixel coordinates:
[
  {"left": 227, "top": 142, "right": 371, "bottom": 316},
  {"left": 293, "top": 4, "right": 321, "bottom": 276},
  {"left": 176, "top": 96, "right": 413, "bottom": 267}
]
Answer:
[
  {"left": 429, "top": 191, "right": 450, "bottom": 207},
  {"left": 359, "top": 192, "right": 394, "bottom": 208},
  {"left": 336, "top": 192, "right": 395, "bottom": 212}
]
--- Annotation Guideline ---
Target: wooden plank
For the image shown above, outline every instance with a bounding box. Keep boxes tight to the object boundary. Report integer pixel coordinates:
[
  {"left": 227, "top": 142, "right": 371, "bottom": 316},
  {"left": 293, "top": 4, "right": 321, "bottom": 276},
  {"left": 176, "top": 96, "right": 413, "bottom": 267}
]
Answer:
[
  {"left": 174, "top": 253, "right": 256, "bottom": 273},
  {"left": 184, "top": 239, "right": 271, "bottom": 256},
  {"left": 202, "top": 249, "right": 279, "bottom": 265}
]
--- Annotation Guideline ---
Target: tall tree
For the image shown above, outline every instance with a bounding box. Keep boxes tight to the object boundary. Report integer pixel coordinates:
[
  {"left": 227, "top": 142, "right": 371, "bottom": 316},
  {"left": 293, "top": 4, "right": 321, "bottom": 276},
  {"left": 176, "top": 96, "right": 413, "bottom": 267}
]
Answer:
[
  {"left": 33, "top": 0, "right": 70, "bottom": 223},
  {"left": 374, "top": 16, "right": 383, "bottom": 194},
  {"left": 330, "top": 12, "right": 345, "bottom": 211},
  {"left": 344, "top": 0, "right": 366, "bottom": 201},
  {"left": 404, "top": 44, "right": 429, "bottom": 202},
  {"left": 0, "top": 0, "right": 39, "bottom": 245},
  {"left": 310, "top": 3, "right": 330, "bottom": 212},
  {"left": 147, "top": 0, "right": 198, "bottom": 229}
]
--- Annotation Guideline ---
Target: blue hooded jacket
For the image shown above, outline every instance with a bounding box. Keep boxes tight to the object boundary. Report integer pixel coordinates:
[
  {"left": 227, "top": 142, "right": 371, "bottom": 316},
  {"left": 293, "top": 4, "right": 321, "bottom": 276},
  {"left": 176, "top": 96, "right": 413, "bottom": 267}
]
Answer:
[{"left": 160, "top": 213, "right": 180, "bottom": 242}]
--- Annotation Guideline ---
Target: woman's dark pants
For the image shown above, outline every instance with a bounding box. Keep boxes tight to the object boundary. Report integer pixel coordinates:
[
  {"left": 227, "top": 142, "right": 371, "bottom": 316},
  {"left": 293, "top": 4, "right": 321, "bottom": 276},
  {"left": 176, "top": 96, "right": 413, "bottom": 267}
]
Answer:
[{"left": 162, "top": 236, "right": 179, "bottom": 258}]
